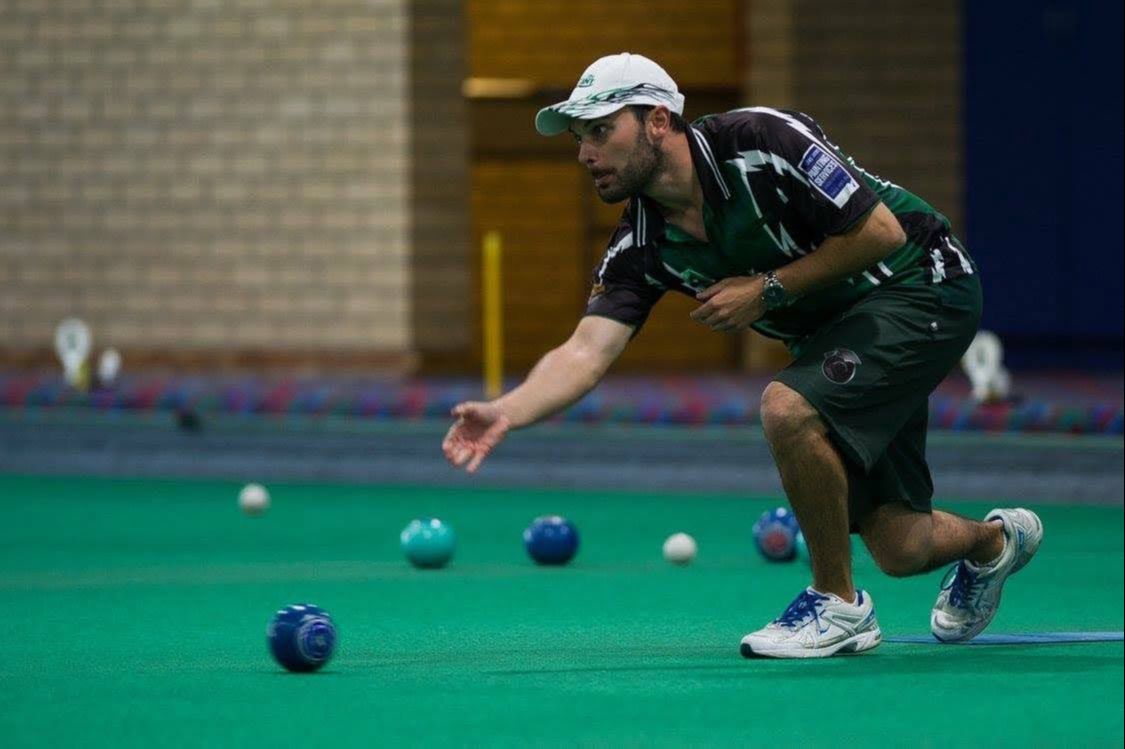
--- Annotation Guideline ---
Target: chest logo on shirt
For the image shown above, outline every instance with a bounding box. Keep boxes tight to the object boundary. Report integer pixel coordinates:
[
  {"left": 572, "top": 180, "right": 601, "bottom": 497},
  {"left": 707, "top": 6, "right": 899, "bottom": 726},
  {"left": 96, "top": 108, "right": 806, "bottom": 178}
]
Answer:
[
  {"left": 799, "top": 144, "right": 860, "bottom": 209},
  {"left": 822, "top": 348, "right": 861, "bottom": 384},
  {"left": 661, "top": 264, "right": 716, "bottom": 293}
]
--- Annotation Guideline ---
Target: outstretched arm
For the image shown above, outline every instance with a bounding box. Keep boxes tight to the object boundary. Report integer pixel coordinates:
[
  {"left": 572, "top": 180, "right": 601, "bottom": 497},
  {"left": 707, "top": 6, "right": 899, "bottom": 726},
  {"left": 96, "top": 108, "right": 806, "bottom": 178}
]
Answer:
[{"left": 442, "top": 315, "right": 634, "bottom": 473}]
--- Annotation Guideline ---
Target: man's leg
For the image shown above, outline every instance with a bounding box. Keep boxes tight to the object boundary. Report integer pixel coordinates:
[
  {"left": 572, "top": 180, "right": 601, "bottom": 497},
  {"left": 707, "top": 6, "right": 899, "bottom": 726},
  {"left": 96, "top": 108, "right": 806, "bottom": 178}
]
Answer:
[
  {"left": 741, "top": 379, "right": 881, "bottom": 659},
  {"left": 858, "top": 502, "right": 1004, "bottom": 577},
  {"left": 857, "top": 499, "right": 1043, "bottom": 642},
  {"left": 743, "top": 276, "right": 985, "bottom": 658},
  {"left": 760, "top": 381, "right": 855, "bottom": 600}
]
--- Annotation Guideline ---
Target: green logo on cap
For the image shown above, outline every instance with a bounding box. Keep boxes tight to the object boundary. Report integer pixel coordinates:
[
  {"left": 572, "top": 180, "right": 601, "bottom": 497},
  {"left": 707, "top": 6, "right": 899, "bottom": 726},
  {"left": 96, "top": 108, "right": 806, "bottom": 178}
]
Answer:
[{"left": 577, "top": 74, "right": 595, "bottom": 88}]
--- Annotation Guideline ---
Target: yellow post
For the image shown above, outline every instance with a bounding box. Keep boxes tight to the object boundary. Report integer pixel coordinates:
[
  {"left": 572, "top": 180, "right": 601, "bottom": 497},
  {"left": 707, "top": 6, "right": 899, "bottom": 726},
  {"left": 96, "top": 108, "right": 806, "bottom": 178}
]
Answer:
[{"left": 482, "top": 231, "right": 504, "bottom": 399}]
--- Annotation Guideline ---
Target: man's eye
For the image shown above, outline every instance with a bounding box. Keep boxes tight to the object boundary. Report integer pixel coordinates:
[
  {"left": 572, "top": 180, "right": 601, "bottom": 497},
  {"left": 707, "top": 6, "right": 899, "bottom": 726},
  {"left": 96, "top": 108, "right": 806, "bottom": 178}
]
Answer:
[{"left": 573, "top": 125, "right": 608, "bottom": 144}]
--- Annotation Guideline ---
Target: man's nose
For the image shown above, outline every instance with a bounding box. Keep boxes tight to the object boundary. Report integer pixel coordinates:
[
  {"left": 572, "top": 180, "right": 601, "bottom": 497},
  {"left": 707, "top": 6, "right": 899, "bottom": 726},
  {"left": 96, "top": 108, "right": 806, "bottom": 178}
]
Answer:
[{"left": 577, "top": 140, "right": 596, "bottom": 165}]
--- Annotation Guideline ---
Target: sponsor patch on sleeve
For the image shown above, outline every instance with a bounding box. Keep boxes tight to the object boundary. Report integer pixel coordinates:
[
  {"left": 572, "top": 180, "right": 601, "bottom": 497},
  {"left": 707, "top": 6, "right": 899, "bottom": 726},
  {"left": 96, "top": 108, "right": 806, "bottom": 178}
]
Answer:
[{"left": 799, "top": 144, "right": 860, "bottom": 208}]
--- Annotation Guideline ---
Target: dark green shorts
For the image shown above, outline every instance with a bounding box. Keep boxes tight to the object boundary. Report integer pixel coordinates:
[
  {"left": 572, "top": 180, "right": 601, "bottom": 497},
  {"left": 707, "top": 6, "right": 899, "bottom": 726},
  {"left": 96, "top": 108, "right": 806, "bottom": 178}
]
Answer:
[{"left": 773, "top": 273, "right": 983, "bottom": 531}]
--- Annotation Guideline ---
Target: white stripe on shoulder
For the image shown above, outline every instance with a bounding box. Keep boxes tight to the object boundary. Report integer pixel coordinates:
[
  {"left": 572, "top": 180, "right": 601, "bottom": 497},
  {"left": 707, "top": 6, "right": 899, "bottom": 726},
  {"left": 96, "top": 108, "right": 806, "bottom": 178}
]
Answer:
[
  {"left": 944, "top": 236, "right": 973, "bottom": 275},
  {"left": 731, "top": 106, "right": 904, "bottom": 191},
  {"left": 732, "top": 149, "right": 809, "bottom": 186},
  {"left": 730, "top": 106, "right": 832, "bottom": 151},
  {"left": 690, "top": 127, "right": 732, "bottom": 199},
  {"left": 930, "top": 247, "right": 947, "bottom": 283},
  {"left": 597, "top": 233, "right": 635, "bottom": 282}
]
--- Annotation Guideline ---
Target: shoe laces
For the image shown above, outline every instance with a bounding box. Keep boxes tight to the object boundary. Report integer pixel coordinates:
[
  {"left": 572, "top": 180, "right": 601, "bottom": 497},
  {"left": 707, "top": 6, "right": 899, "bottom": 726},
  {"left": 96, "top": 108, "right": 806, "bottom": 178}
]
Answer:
[
  {"left": 774, "top": 589, "right": 829, "bottom": 629},
  {"left": 941, "top": 561, "right": 983, "bottom": 608}
]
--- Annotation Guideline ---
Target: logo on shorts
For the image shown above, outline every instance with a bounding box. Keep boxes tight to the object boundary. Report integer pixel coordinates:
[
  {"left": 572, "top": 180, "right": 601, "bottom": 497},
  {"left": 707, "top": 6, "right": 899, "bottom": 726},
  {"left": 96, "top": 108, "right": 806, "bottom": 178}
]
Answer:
[{"left": 822, "top": 348, "right": 861, "bottom": 384}]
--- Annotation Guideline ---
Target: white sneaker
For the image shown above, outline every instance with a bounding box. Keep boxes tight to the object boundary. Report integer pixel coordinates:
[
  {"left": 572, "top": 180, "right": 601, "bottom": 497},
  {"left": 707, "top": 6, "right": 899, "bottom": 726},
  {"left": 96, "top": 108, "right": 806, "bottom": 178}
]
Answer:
[
  {"left": 740, "top": 587, "right": 882, "bottom": 659},
  {"left": 931, "top": 507, "right": 1044, "bottom": 643}
]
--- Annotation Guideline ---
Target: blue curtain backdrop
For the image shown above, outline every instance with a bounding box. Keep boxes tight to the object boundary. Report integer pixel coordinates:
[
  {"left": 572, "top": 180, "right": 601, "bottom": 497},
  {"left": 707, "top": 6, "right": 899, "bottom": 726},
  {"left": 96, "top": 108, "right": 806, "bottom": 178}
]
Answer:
[{"left": 963, "top": 0, "right": 1123, "bottom": 368}]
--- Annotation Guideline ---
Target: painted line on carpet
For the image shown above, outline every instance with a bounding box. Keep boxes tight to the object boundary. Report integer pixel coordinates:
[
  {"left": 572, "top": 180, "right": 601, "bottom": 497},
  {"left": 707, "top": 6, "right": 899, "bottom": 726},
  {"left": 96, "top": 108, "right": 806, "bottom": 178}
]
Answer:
[{"left": 887, "top": 631, "right": 1124, "bottom": 645}]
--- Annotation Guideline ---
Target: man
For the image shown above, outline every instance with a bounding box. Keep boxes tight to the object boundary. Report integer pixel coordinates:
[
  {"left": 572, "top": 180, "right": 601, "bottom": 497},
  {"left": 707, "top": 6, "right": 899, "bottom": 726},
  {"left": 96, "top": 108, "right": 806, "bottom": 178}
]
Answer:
[{"left": 442, "top": 53, "right": 1043, "bottom": 658}]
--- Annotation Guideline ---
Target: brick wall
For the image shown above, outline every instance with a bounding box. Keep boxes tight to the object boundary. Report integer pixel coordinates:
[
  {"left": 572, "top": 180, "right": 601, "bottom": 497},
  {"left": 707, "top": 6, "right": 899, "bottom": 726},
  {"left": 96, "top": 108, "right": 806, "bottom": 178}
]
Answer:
[
  {"left": 411, "top": 1, "right": 470, "bottom": 358},
  {"left": 1, "top": 0, "right": 416, "bottom": 365}
]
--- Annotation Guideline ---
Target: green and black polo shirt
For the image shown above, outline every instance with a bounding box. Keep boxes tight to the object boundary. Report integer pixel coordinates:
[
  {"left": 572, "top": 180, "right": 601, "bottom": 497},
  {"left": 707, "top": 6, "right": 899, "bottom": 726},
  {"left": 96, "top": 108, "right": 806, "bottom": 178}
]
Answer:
[{"left": 585, "top": 107, "right": 976, "bottom": 346}]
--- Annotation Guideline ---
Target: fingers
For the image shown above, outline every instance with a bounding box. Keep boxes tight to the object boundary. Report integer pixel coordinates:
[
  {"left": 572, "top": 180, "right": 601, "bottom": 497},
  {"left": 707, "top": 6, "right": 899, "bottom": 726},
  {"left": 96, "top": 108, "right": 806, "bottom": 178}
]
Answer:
[
  {"left": 442, "top": 419, "right": 467, "bottom": 462},
  {"left": 445, "top": 443, "right": 486, "bottom": 473},
  {"left": 466, "top": 448, "right": 489, "bottom": 474},
  {"left": 691, "top": 303, "right": 725, "bottom": 328},
  {"left": 444, "top": 405, "right": 478, "bottom": 466},
  {"left": 689, "top": 302, "right": 715, "bottom": 323},
  {"left": 442, "top": 426, "right": 486, "bottom": 472},
  {"left": 696, "top": 278, "right": 731, "bottom": 300},
  {"left": 695, "top": 278, "right": 764, "bottom": 327},
  {"left": 443, "top": 434, "right": 473, "bottom": 467},
  {"left": 442, "top": 423, "right": 467, "bottom": 466},
  {"left": 715, "top": 310, "right": 751, "bottom": 332},
  {"left": 441, "top": 421, "right": 459, "bottom": 452},
  {"left": 445, "top": 401, "right": 504, "bottom": 473},
  {"left": 691, "top": 305, "right": 737, "bottom": 332},
  {"left": 735, "top": 317, "right": 757, "bottom": 331}
]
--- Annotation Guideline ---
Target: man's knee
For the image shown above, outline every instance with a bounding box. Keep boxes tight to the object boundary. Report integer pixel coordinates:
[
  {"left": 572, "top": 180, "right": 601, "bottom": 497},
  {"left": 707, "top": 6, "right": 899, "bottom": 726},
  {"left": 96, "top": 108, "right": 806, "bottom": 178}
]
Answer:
[
  {"left": 861, "top": 510, "right": 934, "bottom": 578},
  {"left": 760, "top": 381, "right": 825, "bottom": 447},
  {"left": 873, "top": 542, "right": 931, "bottom": 577}
]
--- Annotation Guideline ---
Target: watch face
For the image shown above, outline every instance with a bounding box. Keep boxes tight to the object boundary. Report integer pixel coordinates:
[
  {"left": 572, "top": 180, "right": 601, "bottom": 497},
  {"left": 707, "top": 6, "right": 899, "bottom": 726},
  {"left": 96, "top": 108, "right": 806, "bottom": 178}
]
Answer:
[{"left": 764, "top": 281, "right": 787, "bottom": 308}]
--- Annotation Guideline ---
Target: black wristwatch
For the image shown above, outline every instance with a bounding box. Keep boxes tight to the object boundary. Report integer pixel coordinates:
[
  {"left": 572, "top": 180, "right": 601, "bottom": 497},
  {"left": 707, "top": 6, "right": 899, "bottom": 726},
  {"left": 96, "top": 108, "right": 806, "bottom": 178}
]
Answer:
[{"left": 762, "top": 271, "right": 791, "bottom": 310}]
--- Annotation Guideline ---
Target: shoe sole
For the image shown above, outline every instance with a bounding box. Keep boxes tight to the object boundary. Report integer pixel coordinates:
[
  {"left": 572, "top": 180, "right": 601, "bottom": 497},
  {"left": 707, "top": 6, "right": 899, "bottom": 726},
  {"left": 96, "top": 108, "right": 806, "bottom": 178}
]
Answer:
[
  {"left": 932, "top": 615, "right": 995, "bottom": 643},
  {"left": 740, "top": 628, "right": 882, "bottom": 659},
  {"left": 931, "top": 509, "right": 1043, "bottom": 643}
]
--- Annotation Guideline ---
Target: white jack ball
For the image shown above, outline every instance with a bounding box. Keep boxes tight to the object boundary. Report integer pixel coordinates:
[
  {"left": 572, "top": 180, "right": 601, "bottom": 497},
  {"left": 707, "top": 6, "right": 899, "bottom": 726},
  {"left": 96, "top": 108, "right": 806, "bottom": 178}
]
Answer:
[
  {"left": 239, "top": 483, "right": 270, "bottom": 516},
  {"left": 662, "top": 532, "right": 697, "bottom": 565}
]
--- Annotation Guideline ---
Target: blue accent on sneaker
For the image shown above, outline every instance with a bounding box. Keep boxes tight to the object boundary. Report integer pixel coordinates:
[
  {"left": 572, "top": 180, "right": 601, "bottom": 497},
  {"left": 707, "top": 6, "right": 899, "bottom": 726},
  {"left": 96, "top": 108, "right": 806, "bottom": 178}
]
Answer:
[
  {"left": 942, "top": 562, "right": 983, "bottom": 609},
  {"left": 775, "top": 589, "right": 829, "bottom": 629}
]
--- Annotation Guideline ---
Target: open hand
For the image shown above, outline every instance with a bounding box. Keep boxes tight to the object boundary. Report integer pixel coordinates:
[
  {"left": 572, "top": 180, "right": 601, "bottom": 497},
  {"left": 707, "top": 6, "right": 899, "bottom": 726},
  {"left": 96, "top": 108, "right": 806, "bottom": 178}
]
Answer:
[{"left": 441, "top": 402, "right": 511, "bottom": 474}]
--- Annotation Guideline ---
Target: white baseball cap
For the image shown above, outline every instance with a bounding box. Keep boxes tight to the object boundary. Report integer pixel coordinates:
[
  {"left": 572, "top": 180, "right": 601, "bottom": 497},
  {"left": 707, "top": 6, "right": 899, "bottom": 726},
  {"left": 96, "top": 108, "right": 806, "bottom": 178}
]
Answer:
[{"left": 535, "top": 53, "right": 685, "bottom": 136}]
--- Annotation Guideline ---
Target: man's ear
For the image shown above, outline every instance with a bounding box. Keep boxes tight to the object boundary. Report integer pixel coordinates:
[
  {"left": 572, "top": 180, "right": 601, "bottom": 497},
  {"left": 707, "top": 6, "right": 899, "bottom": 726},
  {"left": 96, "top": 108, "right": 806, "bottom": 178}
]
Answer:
[{"left": 647, "top": 106, "right": 672, "bottom": 138}]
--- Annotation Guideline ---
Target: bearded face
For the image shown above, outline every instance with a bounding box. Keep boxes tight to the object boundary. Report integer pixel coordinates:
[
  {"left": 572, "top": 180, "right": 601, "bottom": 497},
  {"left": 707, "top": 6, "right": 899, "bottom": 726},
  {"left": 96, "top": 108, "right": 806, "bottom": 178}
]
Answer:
[
  {"left": 575, "top": 109, "right": 665, "bottom": 204},
  {"left": 592, "top": 125, "right": 663, "bottom": 204}
]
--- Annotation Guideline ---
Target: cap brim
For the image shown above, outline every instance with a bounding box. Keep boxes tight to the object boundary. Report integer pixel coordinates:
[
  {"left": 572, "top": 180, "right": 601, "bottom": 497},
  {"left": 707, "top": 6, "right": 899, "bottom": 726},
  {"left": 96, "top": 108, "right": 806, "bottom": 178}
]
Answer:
[
  {"left": 534, "top": 101, "right": 629, "bottom": 136},
  {"left": 534, "top": 106, "right": 574, "bottom": 136}
]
